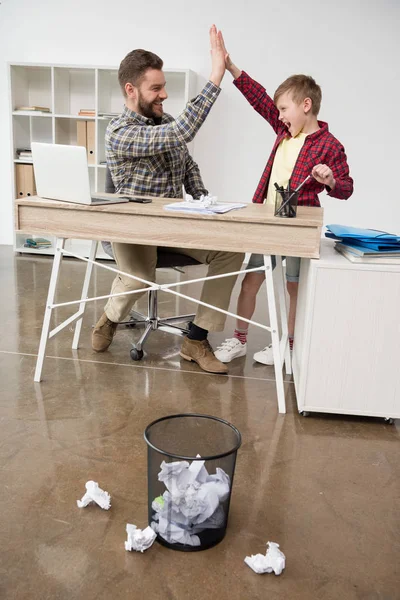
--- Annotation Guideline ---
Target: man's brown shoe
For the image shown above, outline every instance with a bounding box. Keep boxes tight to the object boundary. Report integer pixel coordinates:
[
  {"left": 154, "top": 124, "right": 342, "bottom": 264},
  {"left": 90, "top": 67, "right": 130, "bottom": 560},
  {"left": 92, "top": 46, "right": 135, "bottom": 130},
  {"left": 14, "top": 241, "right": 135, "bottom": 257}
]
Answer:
[
  {"left": 92, "top": 313, "right": 118, "bottom": 352},
  {"left": 180, "top": 338, "right": 228, "bottom": 374}
]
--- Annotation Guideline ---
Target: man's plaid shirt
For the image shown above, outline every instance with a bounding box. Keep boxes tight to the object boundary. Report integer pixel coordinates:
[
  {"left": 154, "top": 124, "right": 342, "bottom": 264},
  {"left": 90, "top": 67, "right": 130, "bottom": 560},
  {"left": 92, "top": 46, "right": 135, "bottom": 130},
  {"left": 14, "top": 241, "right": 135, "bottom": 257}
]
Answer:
[
  {"left": 234, "top": 72, "right": 353, "bottom": 205},
  {"left": 105, "top": 82, "right": 220, "bottom": 199}
]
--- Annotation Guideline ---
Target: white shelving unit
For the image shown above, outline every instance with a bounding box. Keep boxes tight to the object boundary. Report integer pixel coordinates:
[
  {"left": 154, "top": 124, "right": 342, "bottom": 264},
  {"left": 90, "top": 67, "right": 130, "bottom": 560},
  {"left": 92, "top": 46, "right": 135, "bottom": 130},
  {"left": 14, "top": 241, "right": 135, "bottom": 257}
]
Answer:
[{"left": 9, "top": 62, "right": 197, "bottom": 259}]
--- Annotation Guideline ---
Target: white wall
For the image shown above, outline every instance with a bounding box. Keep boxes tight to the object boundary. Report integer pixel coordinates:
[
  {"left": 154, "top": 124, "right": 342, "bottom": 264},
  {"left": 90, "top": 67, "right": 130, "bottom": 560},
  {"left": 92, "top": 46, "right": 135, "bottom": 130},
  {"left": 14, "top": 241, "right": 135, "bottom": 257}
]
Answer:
[{"left": 1, "top": 0, "right": 399, "bottom": 246}]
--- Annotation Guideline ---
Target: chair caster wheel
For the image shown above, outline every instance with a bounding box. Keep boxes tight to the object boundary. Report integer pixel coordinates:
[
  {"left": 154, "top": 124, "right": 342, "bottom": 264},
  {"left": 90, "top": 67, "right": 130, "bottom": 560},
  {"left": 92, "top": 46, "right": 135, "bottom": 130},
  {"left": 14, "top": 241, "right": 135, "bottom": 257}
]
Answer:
[
  {"left": 384, "top": 417, "right": 394, "bottom": 424},
  {"left": 130, "top": 348, "right": 144, "bottom": 361},
  {"left": 300, "top": 411, "right": 309, "bottom": 417}
]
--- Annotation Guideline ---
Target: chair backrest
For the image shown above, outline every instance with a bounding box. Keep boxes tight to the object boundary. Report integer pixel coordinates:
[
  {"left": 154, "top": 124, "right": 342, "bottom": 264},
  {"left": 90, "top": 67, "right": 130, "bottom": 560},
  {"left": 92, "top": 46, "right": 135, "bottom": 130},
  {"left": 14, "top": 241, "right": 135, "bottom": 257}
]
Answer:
[{"left": 105, "top": 168, "right": 116, "bottom": 194}]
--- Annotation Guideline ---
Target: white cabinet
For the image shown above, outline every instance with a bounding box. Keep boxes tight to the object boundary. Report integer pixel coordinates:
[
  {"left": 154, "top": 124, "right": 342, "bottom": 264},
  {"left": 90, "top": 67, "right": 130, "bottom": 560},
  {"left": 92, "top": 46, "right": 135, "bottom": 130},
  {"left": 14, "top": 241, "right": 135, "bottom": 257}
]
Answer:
[
  {"left": 293, "top": 239, "right": 400, "bottom": 419},
  {"left": 9, "top": 62, "right": 196, "bottom": 258}
]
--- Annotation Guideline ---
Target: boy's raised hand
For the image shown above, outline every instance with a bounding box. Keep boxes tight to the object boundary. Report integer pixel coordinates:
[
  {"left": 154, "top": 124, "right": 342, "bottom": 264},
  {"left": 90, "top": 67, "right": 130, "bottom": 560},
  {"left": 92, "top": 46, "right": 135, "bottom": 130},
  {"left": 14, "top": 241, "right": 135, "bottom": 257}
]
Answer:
[
  {"left": 312, "top": 164, "right": 336, "bottom": 190},
  {"left": 219, "top": 30, "right": 242, "bottom": 80},
  {"left": 209, "top": 25, "right": 226, "bottom": 87}
]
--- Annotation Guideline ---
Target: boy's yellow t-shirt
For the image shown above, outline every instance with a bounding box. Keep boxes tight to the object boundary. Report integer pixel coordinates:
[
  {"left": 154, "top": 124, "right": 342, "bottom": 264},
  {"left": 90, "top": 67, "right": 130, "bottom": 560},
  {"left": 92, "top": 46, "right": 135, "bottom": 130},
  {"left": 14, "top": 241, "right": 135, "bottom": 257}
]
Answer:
[{"left": 265, "top": 132, "right": 307, "bottom": 205}]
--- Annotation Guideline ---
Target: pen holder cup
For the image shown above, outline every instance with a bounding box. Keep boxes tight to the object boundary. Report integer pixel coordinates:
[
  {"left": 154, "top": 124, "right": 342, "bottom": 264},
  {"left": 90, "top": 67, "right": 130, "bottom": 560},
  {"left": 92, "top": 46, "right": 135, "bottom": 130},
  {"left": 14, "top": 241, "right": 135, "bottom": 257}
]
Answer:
[
  {"left": 274, "top": 189, "right": 299, "bottom": 218},
  {"left": 144, "top": 413, "right": 241, "bottom": 552}
]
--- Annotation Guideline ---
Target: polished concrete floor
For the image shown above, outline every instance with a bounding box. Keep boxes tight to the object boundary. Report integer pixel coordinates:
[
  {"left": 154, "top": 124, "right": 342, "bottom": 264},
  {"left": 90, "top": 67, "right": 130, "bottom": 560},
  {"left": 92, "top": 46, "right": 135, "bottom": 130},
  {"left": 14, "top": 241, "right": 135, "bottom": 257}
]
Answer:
[{"left": 0, "top": 245, "right": 399, "bottom": 600}]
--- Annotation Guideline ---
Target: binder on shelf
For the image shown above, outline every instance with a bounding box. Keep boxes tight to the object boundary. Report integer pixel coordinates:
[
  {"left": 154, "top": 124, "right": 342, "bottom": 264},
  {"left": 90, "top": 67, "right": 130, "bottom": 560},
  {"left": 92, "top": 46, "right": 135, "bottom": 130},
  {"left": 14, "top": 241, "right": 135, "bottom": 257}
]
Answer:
[
  {"left": 77, "top": 120, "right": 87, "bottom": 148},
  {"left": 15, "top": 164, "right": 36, "bottom": 198},
  {"left": 76, "top": 120, "right": 95, "bottom": 163},
  {"left": 86, "top": 120, "right": 96, "bottom": 164},
  {"left": 15, "top": 165, "right": 24, "bottom": 197}
]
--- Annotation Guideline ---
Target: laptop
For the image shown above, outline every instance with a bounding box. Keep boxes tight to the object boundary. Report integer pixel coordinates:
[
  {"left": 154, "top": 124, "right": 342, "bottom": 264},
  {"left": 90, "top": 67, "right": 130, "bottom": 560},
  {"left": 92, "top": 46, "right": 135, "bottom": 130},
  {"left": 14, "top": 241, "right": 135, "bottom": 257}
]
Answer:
[{"left": 31, "top": 143, "right": 129, "bottom": 205}]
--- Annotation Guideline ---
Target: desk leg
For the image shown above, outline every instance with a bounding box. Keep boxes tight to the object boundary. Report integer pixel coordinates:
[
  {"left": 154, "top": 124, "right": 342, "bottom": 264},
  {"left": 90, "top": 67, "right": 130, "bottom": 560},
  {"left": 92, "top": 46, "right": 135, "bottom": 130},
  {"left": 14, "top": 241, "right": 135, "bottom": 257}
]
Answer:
[
  {"left": 264, "top": 255, "right": 286, "bottom": 414},
  {"left": 34, "top": 238, "right": 65, "bottom": 383},
  {"left": 72, "top": 240, "right": 98, "bottom": 350},
  {"left": 275, "top": 256, "right": 292, "bottom": 376}
]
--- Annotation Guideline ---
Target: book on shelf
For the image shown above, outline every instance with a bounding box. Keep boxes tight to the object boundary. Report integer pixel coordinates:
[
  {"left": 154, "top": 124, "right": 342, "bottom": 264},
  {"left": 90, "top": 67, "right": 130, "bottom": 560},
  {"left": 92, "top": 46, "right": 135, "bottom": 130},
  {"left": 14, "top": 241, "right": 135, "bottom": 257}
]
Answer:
[
  {"left": 335, "top": 245, "right": 400, "bottom": 265},
  {"left": 15, "top": 106, "right": 51, "bottom": 113},
  {"left": 98, "top": 111, "right": 119, "bottom": 119},
  {"left": 25, "top": 238, "right": 51, "bottom": 246},
  {"left": 25, "top": 237, "right": 52, "bottom": 248},
  {"left": 16, "top": 148, "right": 32, "bottom": 159},
  {"left": 78, "top": 109, "right": 95, "bottom": 116}
]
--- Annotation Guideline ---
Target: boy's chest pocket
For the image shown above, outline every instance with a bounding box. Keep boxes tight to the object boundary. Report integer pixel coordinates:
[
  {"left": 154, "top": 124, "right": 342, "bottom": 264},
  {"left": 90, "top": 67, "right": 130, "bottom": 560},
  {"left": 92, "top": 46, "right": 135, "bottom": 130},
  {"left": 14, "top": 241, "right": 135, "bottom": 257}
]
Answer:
[{"left": 306, "top": 148, "right": 328, "bottom": 170}]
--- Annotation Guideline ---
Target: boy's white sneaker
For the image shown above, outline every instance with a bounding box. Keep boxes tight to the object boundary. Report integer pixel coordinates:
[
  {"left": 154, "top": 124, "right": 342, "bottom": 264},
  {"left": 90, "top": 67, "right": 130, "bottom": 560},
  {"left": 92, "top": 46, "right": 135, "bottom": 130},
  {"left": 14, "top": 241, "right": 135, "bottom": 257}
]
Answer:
[
  {"left": 253, "top": 344, "right": 274, "bottom": 365},
  {"left": 214, "top": 338, "right": 247, "bottom": 363}
]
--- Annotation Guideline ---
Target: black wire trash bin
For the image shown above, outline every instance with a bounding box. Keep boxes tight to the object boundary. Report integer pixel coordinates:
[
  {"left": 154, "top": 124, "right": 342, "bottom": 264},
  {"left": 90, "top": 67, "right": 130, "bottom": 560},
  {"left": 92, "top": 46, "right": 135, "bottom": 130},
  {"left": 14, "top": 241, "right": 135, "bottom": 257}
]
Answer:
[{"left": 144, "top": 414, "right": 242, "bottom": 552}]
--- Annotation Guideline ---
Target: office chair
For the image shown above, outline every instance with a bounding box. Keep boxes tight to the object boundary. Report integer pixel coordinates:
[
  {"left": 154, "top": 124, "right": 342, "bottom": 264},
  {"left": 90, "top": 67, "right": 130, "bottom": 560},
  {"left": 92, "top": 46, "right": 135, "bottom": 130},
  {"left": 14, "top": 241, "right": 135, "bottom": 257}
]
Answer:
[{"left": 102, "top": 168, "right": 200, "bottom": 361}]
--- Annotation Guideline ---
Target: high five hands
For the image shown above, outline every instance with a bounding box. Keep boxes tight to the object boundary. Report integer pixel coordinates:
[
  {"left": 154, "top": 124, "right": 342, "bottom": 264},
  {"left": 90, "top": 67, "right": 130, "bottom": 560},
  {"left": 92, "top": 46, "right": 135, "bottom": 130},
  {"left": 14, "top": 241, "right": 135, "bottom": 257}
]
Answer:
[
  {"left": 209, "top": 25, "right": 242, "bottom": 85},
  {"left": 209, "top": 25, "right": 226, "bottom": 87}
]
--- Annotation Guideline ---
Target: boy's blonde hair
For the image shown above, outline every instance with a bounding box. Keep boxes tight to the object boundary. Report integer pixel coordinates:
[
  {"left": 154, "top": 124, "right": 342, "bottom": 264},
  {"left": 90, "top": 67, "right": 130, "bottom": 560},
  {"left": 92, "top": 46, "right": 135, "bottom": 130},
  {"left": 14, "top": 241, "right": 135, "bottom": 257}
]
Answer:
[{"left": 274, "top": 75, "right": 322, "bottom": 116}]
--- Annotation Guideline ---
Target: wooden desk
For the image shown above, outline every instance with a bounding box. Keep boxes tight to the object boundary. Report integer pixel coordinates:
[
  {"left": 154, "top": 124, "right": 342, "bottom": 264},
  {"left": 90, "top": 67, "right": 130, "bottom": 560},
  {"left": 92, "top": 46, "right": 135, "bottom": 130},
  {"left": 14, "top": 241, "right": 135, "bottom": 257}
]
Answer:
[
  {"left": 15, "top": 196, "right": 324, "bottom": 413},
  {"left": 16, "top": 196, "right": 323, "bottom": 257}
]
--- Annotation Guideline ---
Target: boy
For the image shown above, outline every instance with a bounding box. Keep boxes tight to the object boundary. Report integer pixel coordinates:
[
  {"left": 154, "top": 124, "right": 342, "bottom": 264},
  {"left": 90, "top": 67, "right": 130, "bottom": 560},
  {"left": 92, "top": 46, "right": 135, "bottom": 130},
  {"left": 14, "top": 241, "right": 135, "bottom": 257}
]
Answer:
[{"left": 215, "top": 38, "right": 353, "bottom": 365}]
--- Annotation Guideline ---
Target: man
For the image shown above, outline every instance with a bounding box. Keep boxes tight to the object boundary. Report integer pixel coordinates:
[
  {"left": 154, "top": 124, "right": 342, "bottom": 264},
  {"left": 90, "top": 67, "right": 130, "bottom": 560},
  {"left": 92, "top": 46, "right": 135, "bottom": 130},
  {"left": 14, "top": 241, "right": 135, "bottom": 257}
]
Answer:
[{"left": 92, "top": 26, "right": 244, "bottom": 374}]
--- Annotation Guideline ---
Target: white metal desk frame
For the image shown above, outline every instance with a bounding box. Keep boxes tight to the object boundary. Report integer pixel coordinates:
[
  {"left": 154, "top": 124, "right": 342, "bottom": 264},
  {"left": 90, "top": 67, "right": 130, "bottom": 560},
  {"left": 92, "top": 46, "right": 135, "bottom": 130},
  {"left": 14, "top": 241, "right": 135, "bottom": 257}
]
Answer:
[{"left": 34, "top": 239, "right": 291, "bottom": 413}]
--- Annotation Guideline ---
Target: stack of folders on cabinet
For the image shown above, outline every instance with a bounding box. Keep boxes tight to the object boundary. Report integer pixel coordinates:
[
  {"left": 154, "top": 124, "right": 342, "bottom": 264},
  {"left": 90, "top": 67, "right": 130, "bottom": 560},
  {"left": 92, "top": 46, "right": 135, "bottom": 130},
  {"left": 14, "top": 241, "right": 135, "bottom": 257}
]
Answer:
[{"left": 326, "top": 224, "right": 400, "bottom": 264}]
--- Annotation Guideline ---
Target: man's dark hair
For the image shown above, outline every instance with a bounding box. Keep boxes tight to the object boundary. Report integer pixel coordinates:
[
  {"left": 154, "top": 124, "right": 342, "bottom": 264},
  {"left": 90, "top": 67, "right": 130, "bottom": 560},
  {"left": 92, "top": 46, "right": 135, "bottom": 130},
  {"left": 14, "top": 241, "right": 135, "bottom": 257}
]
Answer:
[{"left": 118, "top": 49, "right": 163, "bottom": 97}]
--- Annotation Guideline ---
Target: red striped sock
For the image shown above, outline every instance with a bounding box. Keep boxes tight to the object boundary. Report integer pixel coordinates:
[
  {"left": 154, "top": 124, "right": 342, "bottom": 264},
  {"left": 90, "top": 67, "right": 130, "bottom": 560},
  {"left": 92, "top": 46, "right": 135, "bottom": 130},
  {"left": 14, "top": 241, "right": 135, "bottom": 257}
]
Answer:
[{"left": 234, "top": 329, "right": 248, "bottom": 345}]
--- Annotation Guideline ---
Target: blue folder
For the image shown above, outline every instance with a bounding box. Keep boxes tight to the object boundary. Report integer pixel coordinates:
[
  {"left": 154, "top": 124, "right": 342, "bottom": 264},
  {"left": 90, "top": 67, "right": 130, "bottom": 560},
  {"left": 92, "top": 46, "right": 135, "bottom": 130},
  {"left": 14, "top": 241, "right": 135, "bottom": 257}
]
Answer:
[{"left": 325, "top": 224, "right": 400, "bottom": 250}]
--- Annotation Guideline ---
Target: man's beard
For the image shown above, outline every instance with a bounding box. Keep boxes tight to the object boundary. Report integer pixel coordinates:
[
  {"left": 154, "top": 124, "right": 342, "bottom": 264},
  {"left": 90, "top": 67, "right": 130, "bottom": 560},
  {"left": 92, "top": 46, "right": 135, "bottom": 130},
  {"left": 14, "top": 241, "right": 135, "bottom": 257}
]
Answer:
[{"left": 138, "top": 93, "right": 162, "bottom": 123}]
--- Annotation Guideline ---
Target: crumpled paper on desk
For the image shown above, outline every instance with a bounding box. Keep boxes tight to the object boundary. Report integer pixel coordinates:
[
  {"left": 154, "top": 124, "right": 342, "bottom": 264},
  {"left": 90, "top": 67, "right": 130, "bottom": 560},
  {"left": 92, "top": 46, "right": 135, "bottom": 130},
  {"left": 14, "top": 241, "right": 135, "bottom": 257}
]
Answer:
[
  {"left": 151, "top": 456, "right": 230, "bottom": 545},
  {"left": 125, "top": 524, "right": 156, "bottom": 552},
  {"left": 185, "top": 193, "right": 218, "bottom": 208},
  {"left": 245, "top": 541, "right": 286, "bottom": 575},
  {"left": 76, "top": 481, "right": 111, "bottom": 510}
]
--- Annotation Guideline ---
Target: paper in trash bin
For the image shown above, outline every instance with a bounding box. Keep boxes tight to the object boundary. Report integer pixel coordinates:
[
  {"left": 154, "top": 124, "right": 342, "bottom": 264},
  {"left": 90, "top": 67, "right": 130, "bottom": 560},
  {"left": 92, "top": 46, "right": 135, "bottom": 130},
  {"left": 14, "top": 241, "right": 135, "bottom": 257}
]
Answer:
[
  {"left": 151, "top": 516, "right": 201, "bottom": 547},
  {"left": 244, "top": 541, "right": 286, "bottom": 575},
  {"left": 125, "top": 524, "right": 156, "bottom": 552},
  {"left": 76, "top": 481, "right": 111, "bottom": 510},
  {"left": 152, "top": 456, "right": 230, "bottom": 545}
]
